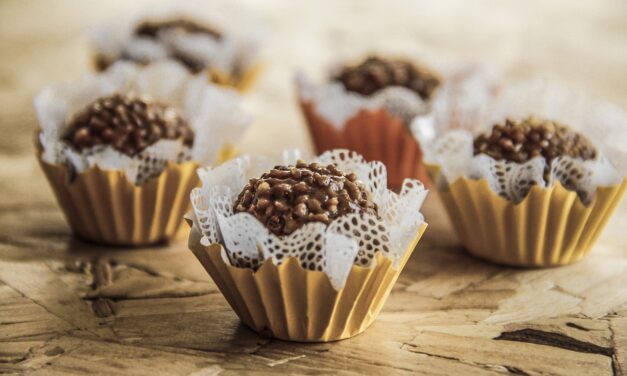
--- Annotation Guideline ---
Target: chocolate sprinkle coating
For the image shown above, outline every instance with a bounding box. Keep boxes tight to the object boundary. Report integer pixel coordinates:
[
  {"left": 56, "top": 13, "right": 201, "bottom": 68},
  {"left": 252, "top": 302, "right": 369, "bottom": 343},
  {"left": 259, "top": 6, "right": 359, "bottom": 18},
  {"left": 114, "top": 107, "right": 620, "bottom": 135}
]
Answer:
[
  {"left": 135, "top": 18, "right": 222, "bottom": 40},
  {"left": 233, "top": 161, "right": 379, "bottom": 236},
  {"left": 474, "top": 117, "right": 597, "bottom": 164},
  {"left": 63, "top": 93, "right": 194, "bottom": 157},
  {"left": 333, "top": 56, "right": 441, "bottom": 100},
  {"left": 133, "top": 18, "right": 221, "bottom": 73}
]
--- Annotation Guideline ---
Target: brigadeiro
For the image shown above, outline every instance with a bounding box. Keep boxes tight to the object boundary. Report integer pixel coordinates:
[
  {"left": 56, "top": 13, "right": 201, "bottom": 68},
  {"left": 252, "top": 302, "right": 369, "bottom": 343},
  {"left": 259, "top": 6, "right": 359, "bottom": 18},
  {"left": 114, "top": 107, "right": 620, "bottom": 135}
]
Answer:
[
  {"left": 334, "top": 56, "right": 441, "bottom": 100},
  {"left": 63, "top": 93, "right": 195, "bottom": 158},
  {"left": 90, "top": 1, "right": 264, "bottom": 91},
  {"left": 297, "top": 55, "right": 443, "bottom": 189},
  {"left": 473, "top": 117, "right": 596, "bottom": 165},
  {"left": 34, "top": 61, "right": 250, "bottom": 246},
  {"left": 423, "top": 79, "right": 626, "bottom": 267},
  {"left": 187, "top": 150, "right": 428, "bottom": 341},
  {"left": 233, "top": 160, "right": 378, "bottom": 237}
]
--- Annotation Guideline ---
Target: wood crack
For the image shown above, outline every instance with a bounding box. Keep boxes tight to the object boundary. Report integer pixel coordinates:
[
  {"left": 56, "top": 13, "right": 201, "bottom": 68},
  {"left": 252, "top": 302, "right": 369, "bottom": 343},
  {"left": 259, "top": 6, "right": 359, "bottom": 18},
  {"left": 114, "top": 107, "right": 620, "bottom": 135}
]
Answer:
[
  {"left": 504, "top": 366, "right": 530, "bottom": 375},
  {"left": 551, "top": 285, "right": 587, "bottom": 302},
  {"left": 606, "top": 319, "right": 621, "bottom": 376},
  {"left": 122, "top": 340, "right": 271, "bottom": 359},
  {"left": 0, "top": 282, "right": 78, "bottom": 334},
  {"left": 10, "top": 332, "right": 80, "bottom": 373},
  {"left": 495, "top": 329, "right": 614, "bottom": 357},
  {"left": 401, "top": 343, "right": 514, "bottom": 374},
  {"left": 565, "top": 322, "right": 590, "bottom": 331},
  {"left": 120, "top": 262, "right": 161, "bottom": 278},
  {"left": 67, "top": 258, "right": 218, "bottom": 318},
  {"left": 0, "top": 234, "right": 60, "bottom": 252},
  {"left": 248, "top": 338, "right": 272, "bottom": 356},
  {"left": 87, "top": 258, "right": 116, "bottom": 318}
]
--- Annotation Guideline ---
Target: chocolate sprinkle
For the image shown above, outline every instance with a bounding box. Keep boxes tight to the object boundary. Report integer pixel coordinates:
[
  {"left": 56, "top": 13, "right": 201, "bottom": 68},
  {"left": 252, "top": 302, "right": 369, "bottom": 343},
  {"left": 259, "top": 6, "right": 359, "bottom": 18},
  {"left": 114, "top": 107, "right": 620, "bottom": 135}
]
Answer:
[
  {"left": 334, "top": 56, "right": 441, "bottom": 100},
  {"left": 233, "top": 161, "right": 378, "bottom": 236},
  {"left": 133, "top": 18, "right": 222, "bottom": 73},
  {"left": 135, "top": 18, "right": 222, "bottom": 40},
  {"left": 63, "top": 93, "right": 193, "bottom": 157},
  {"left": 474, "top": 117, "right": 597, "bottom": 164}
]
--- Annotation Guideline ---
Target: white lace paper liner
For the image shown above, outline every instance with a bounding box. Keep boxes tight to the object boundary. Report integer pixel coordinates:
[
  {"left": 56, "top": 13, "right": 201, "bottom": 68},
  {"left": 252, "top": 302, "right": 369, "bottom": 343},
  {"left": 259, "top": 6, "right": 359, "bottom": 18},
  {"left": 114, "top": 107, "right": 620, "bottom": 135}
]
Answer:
[
  {"left": 34, "top": 60, "right": 251, "bottom": 185},
  {"left": 91, "top": 0, "right": 263, "bottom": 77},
  {"left": 190, "top": 149, "right": 428, "bottom": 290},
  {"left": 422, "top": 78, "right": 626, "bottom": 204},
  {"left": 296, "top": 72, "right": 431, "bottom": 128},
  {"left": 410, "top": 66, "right": 499, "bottom": 145}
]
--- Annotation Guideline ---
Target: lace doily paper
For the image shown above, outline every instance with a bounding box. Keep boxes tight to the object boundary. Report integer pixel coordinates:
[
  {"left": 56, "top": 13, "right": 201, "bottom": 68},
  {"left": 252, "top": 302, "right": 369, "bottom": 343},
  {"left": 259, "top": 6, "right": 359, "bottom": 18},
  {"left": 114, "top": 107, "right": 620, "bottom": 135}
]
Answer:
[
  {"left": 297, "top": 64, "right": 500, "bottom": 135},
  {"left": 296, "top": 72, "right": 431, "bottom": 129},
  {"left": 91, "top": 0, "right": 263, "bottom": 78},
  {"left": 190, "top": 149, "right": 428, "bottom": 290},
  {"left": 34, "top": 60, "right": 251, "bottom": 185},
  {"left": 421, "top": 78, "right": 625, "bottom": 204}
]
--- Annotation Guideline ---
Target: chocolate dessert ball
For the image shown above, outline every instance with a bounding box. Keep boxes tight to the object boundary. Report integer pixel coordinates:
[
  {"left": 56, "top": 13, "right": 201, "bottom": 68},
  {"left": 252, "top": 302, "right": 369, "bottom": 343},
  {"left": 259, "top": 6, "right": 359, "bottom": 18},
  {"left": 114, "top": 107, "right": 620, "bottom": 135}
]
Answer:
[
  {"left": 133, "top": 18, "right": 222, "bottom": 73},
  {"left": 473, "top": 116, "right": 597, "bottom": 164},
  {"left": 135, "top": 18, "right": 221, "bottom": 40},
  {"left": 334, "top": 56, "right": 441, "bottom": 100},
  {"left": 233, "top": 160, "right": 378, "bottom": 236},
  {"left": 63, "top": 93, "right": 193, "bottom": 156}
]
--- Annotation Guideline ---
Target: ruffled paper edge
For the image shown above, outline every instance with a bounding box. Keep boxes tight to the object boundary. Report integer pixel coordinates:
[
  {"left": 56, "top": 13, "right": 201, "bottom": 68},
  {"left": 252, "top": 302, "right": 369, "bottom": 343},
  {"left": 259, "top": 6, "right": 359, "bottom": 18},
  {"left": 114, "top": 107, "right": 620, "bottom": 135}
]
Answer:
[
  {"left": 190, "top": 149, "right": 429, "bottom": 290},
  {"left": 425, "top": 130, "right": 622, "bottom": 205},
  {"left": 33, "top": 60, "right": 250, "bottom": 184},
  {"left": 422, "top": 77, "right": 627, "bottom": 204},
  {"left": 296, "top": 72, "right": 430, "bottom": 130},
  {"left": 90, "top": 0, "right": 264, "bottom": 78}
]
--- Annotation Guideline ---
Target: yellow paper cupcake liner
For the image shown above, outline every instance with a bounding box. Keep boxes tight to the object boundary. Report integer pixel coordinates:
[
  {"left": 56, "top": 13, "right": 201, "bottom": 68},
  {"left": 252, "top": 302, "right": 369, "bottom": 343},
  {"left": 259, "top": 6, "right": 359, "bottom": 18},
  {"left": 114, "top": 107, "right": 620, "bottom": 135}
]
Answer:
[
  {"left": 188, "top": 222, "right": 427, "bottom": 342},
  {"left": 429, "top": 165, "right": 626, "bottom": 266},
  {"left": 207, "top": 63, "right": 263, "bottom": 93},
  {"left": 38, "top": 145, "right": 238, "bottom": 246}
]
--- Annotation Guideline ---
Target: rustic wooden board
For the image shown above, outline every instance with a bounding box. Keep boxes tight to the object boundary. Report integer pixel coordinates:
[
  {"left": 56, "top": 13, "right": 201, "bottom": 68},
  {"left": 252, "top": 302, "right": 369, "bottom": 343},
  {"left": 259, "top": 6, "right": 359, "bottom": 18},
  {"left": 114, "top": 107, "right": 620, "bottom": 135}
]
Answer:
[{"left": 1, "top": 0, "right": 626, "bottom": 374}]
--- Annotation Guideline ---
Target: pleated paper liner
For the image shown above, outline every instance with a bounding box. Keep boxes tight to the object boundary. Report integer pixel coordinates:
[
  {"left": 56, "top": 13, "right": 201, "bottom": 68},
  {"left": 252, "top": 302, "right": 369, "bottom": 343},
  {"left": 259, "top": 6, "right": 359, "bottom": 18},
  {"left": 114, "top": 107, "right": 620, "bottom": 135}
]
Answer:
[
  {"left": 187, "top": 221, "right": 427, "bottom": 342},
  {"left": 428, "top": 165, "right": 626, "bottom": 267},
  {"left": 37, "top": 144, "right": 238, "bottom": 247},
  {"left": 206, "top": 63, "right": 263, "bottom": 93},
  {"left": 299, "top": 100, "right": 430, "bottom": 190},
  {"left": 170, "top": 144, "right": 239, "bottom": 241}
]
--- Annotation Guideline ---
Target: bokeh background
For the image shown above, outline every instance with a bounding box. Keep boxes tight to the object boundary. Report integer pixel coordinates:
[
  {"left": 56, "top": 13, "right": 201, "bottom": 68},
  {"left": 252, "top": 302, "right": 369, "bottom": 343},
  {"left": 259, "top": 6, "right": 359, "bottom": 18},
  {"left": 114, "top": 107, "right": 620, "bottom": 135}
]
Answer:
[{"left": 1, "top": 0, "right": 626, "bottom": 205}]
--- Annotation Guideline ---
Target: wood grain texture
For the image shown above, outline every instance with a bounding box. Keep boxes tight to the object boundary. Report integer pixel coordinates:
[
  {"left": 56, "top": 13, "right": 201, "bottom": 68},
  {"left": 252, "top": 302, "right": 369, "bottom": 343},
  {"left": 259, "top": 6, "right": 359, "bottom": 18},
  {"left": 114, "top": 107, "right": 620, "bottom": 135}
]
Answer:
[{"left": 0, "top": 0, "right": 626, "bottom": 374}]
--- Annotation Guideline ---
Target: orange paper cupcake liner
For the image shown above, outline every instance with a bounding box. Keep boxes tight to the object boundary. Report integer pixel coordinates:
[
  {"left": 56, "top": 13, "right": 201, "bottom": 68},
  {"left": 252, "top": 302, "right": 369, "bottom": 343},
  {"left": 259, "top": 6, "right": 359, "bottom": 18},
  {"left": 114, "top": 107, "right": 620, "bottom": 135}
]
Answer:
[
  {"left": 299, "top": 100, "right": 429, "bottom": 189},
  {"left": 38, "top": 145, "right": 237, "bottom": 246},
  {"left": 188, "top": 221, "right": 427, "bottom": 342},
  {"left": 429, "top": 165, "right": 626, "bottom": 266}
]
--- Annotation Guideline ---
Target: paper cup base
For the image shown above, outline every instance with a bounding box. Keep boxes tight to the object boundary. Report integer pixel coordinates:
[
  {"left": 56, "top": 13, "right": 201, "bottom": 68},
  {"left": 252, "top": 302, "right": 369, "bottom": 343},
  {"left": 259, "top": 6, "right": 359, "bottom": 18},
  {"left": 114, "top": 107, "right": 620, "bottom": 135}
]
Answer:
[
  {"left": 433, "top": 173, "right": 626, "bottom": 267},
  {"left": 188, "top": 223, "right": 427, "bottom": 342},
  {"left": 39, "top": 157, "right": 199, "bottom": 246},
  {"left": 300, "top": 100, "right": 430, "bottom": 189},
  {"left": 38, "top": 145, "right": 237, "bottom": 247}
]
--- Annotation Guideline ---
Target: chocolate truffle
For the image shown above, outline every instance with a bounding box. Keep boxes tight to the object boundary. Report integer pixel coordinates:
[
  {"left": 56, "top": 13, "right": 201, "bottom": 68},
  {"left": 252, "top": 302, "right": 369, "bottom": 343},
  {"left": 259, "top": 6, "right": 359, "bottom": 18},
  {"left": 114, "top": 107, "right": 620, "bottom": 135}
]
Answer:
[
  {"left": 133, "top": 18, "right": 222, "bottom": 73},
  {"left": 135, "top": 18, "right": 221, "bottom": 40},
  {"left": 473, "top": 117, "right": 597, "bottom": 164},
  {"left": 333, "top": 56, "right": 441, "bottom": 100},
  {"left": 63, "top": 93, "right": 194, "bottom": 157},
  {"left": 233, "top": 160, "right": 379, "bottom": 236}
]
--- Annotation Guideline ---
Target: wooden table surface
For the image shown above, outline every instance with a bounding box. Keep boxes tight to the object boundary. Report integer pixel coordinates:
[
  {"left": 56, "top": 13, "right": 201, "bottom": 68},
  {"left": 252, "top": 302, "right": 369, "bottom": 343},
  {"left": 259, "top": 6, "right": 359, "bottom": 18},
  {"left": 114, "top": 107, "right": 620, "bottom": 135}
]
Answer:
[{"left": 1, "top": 0, "right": 626, "bottom": 374}]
